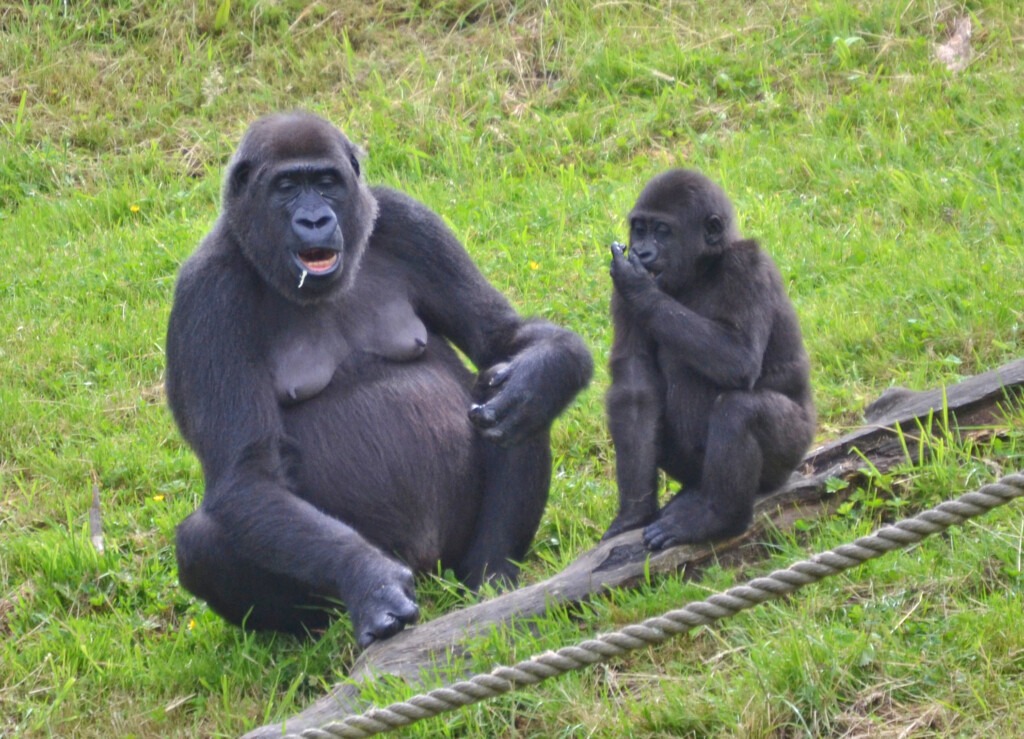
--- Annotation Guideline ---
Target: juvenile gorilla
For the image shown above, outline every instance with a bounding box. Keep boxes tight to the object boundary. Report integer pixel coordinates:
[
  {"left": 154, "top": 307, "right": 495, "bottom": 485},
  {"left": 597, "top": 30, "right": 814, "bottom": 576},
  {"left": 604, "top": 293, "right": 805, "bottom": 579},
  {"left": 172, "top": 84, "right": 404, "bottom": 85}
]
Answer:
[
  {"left": 166, "top": 112, "right": 592, "bottom": 646},
  {"left": 603, "top": 169, "right": 814, "bottom": 549}
]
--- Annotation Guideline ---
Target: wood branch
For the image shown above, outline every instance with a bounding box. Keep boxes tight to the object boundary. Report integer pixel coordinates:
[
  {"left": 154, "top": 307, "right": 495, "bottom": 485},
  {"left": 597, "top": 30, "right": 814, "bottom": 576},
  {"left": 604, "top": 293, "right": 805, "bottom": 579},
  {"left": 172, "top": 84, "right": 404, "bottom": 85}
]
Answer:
[{"left": 244, "top": 358, "right": 1024, "bottom": 739}]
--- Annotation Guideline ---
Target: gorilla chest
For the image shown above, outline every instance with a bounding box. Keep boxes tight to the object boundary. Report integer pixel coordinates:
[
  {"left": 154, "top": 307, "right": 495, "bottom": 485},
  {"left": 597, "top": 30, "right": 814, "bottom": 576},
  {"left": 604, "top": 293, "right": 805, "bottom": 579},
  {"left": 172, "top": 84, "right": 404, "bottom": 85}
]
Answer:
[
  {"left": 270, "top": 329, "right": 347, "bottom": 404},
  {"left": 268, "top": 295, "right": 428, "bottom": 405}
]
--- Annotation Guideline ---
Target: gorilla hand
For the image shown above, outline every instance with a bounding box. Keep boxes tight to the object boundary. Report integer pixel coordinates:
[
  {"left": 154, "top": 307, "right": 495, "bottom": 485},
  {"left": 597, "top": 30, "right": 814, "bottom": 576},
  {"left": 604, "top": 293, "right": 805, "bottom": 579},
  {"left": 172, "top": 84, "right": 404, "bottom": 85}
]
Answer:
[
  {"left": 345, "top": 555, "right": 419, "bottom": 648},
  {"left": 609, "top": 241, "right": 656, "bottom": 300},
  {"left": 469, "top": 356, "right": 544, "bottom": 447}
]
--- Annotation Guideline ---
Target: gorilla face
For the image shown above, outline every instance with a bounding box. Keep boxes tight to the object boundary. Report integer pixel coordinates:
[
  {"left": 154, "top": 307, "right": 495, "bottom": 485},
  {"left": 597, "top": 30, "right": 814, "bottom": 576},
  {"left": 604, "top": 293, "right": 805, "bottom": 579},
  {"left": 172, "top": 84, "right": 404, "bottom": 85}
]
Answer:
[
  {"left": 223, "top": 112, "right": 380, "bottom": 303},
  {"left": 627, "top": 169, "right": 738, "bottom": 295}
]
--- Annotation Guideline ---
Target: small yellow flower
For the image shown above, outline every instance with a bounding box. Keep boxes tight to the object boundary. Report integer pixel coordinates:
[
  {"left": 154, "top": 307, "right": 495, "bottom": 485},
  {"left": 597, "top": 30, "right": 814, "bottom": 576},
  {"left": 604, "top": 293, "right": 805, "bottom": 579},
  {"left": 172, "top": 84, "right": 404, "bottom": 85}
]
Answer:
[
  {"left": 130, "top": 204, "right": 141, "bottom": 213},
  {"left": 152, "top": 494, "right": 165, "bottom": 502},
  {"left": 529, "top": 261, "right": 540, "bottom": 271},
  {"left": 188, "top": 619, "right": 196, "bottom": 631}
]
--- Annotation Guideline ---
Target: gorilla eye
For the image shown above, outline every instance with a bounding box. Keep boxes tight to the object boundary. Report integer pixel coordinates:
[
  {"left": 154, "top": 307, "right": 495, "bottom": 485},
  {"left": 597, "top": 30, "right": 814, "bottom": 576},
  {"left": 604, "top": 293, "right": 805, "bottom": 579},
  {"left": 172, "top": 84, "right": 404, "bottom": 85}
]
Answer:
[
  {"left": 316, "top": 174, "right": 342, "bottom": 191},
  {"left": 630, "top": 220, "right": 647, "bottom": 237},
  {"left": 654, "top": 222, "right": 671, "bottom": 237},
  {"left": 349, "top": 154, "right": 361, "bottom": 178},
  {"left": 275, "top": 177, "right": 299, "bottom": 194}
]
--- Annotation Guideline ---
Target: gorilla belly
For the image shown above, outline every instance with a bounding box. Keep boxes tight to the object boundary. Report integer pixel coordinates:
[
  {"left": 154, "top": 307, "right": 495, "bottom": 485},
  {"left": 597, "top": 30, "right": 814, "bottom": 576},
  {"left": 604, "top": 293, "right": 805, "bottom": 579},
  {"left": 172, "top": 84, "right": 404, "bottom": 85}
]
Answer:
[{"left": 282, "top": 360, "right": 481, "bottom": 569}]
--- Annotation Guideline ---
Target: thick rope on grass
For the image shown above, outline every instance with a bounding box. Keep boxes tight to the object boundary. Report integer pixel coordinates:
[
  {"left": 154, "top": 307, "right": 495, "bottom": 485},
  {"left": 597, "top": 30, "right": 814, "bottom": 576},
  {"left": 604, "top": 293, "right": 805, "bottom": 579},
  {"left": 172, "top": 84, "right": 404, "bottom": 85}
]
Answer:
[{"left": 285, "top": 473, "right": 1024, "bottom": 739}]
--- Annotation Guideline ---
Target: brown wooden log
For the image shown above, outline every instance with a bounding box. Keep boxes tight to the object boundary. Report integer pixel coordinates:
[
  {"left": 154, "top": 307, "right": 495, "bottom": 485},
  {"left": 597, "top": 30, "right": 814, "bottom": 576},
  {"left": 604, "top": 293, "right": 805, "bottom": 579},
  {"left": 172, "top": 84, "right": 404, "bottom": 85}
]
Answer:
[{"left": 244, "top": 358, "right": 1024, "bottom": 739}]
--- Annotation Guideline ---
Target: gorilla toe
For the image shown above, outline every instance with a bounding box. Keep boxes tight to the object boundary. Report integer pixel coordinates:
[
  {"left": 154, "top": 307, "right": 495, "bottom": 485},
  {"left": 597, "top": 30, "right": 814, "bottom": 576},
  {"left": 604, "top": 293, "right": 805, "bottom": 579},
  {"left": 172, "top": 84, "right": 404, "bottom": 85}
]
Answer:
[{"left": 642, "top": 520, "right": 684, "bottom": 551}]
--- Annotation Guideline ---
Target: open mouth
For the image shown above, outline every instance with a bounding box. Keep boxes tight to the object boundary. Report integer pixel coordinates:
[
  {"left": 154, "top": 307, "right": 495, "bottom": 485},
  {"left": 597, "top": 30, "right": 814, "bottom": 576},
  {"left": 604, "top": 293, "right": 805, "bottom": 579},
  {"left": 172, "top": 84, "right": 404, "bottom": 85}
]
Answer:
[{"left": 293, "top": 248, "right": 341, "bottom": 277}]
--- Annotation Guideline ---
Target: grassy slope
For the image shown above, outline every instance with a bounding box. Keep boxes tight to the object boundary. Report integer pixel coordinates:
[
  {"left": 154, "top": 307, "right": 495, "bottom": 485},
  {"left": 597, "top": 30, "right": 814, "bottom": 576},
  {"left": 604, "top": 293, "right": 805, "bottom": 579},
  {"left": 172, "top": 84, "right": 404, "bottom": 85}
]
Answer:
[{"left": 1, "top": 0, "right": 1022, "bottom": 736}]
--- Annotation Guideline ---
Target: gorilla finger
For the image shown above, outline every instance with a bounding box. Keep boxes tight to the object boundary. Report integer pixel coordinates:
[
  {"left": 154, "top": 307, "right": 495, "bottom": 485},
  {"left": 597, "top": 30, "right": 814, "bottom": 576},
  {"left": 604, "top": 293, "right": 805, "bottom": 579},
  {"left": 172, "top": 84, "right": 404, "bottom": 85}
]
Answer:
[
  {"left": 383, "top": 588, "right": 420, "bottom": 627},
  {"left": 482, "top": 409, "right": 537, "bottom": 448},
  {"left": 479, "top": 361, "right": 513, "bottom": 389},
  {"left": 626, "top": 249, "right": 647, "bottom": 272},
  {"left": 469, "top": 403, "right": 499, "bottom": 429},
  {"left": 610, "top": 241, "right": 627, "bottom": 259},
  {"left": 355, "top": 589, "right": 419, "bottom": 647},
  {"left": 357, "top": 613, "right": 401, "bottom": 648}
]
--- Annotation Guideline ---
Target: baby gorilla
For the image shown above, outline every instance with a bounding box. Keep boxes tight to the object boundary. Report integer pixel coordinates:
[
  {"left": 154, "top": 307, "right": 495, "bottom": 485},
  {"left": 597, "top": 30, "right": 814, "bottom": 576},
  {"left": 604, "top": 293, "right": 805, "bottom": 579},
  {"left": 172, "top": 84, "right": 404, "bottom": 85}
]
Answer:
[{"left": 603, "top": 169, "right": 814, "bottom": 549}]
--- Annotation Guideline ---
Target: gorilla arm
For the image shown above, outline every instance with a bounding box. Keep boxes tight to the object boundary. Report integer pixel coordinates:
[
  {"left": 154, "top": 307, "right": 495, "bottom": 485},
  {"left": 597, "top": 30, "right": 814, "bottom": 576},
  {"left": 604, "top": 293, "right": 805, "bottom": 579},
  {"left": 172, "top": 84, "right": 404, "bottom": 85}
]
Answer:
[
  {"left": 166, "top": 254, "right": 416, "bottom": 645},
  {"left": 609, "top": 241, "right": 773, "bottom": 391},
  {"left": 370, "top": 188, "right": 593, "bottom": 446}
]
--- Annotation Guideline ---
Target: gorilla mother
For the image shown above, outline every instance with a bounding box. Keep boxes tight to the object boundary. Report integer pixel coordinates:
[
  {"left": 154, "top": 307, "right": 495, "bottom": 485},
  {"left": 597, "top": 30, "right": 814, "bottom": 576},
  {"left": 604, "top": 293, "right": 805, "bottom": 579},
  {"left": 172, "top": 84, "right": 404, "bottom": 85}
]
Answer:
[{"left": 166, "top": 112, "right": 592, "bottom": 646}]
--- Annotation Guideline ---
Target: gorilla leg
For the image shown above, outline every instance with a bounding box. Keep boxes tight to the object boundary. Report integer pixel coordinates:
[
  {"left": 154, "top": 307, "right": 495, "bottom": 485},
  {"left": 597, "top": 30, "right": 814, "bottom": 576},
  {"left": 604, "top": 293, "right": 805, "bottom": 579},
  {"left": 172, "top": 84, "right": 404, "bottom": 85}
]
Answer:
[
  {"left": 456, "top": 433, "right": 552, "bottom": 588},
  {"left": 602, "top": 360, "right": 664, "bottom": 540},
  {"left": 644, "top": 390, "right": 811, "bottom": 549},
  {"left": 176, "top": 508, "right": 334, "bottom": 634}
]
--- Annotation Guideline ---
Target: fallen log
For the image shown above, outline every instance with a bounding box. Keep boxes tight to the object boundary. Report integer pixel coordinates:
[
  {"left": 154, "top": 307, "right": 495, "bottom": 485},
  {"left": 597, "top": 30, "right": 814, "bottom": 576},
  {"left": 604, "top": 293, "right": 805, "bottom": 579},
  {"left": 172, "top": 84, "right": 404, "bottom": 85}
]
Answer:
[{"left": 245, "top": 358, "right": 1024, "bottom": 739}]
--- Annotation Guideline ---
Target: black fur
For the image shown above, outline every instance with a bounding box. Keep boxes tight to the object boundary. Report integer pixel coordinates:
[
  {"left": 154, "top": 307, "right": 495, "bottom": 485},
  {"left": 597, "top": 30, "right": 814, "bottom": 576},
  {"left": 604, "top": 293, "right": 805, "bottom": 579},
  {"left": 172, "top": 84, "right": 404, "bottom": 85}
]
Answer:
[
  {"left": 602, "top": 169, "right": 814, "bottom": 548},
  {"left": 166, "top": 112, "right": 592, "bottom": 646}
]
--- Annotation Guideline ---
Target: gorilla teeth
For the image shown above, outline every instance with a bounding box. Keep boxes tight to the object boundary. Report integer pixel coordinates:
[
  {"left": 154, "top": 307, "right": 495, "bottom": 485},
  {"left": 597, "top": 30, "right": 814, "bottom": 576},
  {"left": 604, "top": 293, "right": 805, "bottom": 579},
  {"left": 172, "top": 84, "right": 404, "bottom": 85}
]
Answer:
[{"left": 298, "top": 249, "right": 340, "bottom": 273}]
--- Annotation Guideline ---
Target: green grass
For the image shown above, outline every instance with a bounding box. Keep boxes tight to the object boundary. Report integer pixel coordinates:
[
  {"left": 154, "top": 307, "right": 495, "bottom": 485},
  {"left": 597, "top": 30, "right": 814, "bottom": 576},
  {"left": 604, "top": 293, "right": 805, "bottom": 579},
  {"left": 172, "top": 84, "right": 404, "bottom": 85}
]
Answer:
[{"left": 2, "top": 0, "right": 1023, "bottom": 736}]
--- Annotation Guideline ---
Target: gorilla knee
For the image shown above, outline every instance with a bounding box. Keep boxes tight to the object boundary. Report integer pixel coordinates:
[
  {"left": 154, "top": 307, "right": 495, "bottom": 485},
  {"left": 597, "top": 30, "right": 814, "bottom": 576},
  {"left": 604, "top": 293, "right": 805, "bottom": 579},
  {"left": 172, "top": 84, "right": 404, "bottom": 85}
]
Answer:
[
  {"left": 175, "top": 511, "right": 224, "bottom": 603},
  {"left": 707, "top": 392, "right": 760, "bottom": 447}
]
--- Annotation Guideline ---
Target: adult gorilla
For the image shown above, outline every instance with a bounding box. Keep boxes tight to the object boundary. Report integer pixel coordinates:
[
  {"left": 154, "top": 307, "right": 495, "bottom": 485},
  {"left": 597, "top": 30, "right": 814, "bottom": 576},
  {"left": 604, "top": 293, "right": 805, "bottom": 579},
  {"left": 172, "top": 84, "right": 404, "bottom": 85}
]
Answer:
[{"left": 166, "top": 112, "right": 592, "bottom": 647}]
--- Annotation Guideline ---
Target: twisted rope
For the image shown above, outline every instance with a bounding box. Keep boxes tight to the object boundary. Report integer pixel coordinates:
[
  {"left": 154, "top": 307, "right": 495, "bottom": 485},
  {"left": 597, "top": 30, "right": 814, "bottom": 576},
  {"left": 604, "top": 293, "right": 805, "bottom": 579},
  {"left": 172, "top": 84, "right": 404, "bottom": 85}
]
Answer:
[{"left": 287, "top": 473, "right": 1024, "bottom": 739}]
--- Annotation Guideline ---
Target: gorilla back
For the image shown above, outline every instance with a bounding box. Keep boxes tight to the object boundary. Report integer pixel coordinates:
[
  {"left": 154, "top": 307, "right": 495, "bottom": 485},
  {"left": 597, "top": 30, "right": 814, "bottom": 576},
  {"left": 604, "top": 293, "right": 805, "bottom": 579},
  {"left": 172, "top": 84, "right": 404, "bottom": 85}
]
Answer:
[{"left": 166, "top": 112, "right": 592, "bottom": 646}]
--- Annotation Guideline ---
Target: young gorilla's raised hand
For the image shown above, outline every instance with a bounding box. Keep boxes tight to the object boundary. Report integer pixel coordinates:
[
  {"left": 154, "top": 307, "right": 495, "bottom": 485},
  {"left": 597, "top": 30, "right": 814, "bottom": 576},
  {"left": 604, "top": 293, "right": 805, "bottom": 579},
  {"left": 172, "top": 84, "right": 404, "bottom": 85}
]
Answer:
[{"left": 603, "top": 170, "right": 815, "bottom": 549}]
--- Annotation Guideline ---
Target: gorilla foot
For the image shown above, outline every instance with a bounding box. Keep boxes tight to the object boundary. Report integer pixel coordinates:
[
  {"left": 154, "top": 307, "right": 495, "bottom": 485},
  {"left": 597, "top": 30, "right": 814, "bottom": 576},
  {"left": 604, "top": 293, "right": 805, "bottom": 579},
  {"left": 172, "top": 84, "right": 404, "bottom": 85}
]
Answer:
[
  {"left": 642, "top": 494, "right": 749, "bottom": 551},
  {"left": 458, "top": 558, "right": 520, "bottom": 592},
  {"left": 601, "top": 508, "right": 658, "bottom": 541}
]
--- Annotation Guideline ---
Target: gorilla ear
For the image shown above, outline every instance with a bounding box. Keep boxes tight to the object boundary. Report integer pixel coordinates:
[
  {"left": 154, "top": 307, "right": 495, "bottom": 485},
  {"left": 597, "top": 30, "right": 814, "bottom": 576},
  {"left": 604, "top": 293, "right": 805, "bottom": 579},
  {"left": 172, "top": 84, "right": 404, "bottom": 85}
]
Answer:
[
  {"left": 348, "top": 142, "right": 367, "bottom": 180},
  {"left": 228, "top": 161, "right": 252, "bottom": 198},
  {"left": 705, "top": 214, "right": 725, "bottom": 246}
]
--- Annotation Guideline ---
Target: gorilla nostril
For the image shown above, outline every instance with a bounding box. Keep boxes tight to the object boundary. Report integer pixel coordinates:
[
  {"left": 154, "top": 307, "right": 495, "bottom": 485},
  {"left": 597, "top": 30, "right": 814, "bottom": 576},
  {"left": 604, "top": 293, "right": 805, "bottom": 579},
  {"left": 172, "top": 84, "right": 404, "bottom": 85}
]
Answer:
[
  {"left": 298, "top": 218, "right": 329, "bottom": 231},
  {"left": 294, "top": 210, "right": 337, "bottom": 236}
]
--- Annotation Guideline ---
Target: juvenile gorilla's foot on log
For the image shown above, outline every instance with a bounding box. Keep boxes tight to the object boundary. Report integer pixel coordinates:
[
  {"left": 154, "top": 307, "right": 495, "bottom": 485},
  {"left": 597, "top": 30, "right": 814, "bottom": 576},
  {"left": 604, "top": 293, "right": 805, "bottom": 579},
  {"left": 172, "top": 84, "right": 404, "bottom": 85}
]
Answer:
[
  {"left": 643, "top": 492, "right": 749, "bottom": 551},
  {"left": 601, "top": 507, "right": 659, "bottom": 541}
]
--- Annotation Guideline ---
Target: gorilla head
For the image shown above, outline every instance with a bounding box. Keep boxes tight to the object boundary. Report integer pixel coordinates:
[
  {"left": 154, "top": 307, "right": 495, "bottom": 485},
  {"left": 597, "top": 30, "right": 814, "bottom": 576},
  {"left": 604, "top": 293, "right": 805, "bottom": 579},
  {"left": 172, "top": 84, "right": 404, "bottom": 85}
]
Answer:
[
  {"left": 627, "top": 168, "right": 740, "bottom": 295},
  {"left": 222, "top": 112, "right": 380, "bottom": 303}
]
